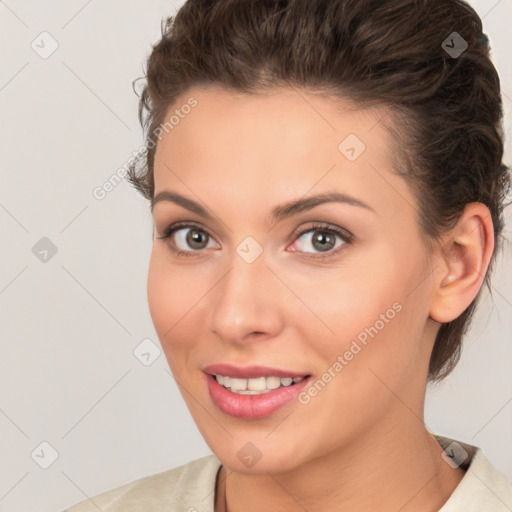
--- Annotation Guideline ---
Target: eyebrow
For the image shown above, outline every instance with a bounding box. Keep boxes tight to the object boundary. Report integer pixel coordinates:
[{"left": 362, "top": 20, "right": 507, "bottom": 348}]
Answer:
[{"left": 151, "top": 190, "right": 375, "bottom": 221}]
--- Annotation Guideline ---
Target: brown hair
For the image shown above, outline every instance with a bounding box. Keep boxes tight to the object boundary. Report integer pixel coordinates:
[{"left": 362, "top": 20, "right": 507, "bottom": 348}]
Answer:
[{"left": 127, "top": 0, "right": 510, "bottom": 382}]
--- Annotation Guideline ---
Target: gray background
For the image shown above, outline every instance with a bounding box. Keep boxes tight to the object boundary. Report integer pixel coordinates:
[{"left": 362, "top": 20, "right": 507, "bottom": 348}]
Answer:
[{"left": 0, "top": 1, "right": 511, "bottom": 511}]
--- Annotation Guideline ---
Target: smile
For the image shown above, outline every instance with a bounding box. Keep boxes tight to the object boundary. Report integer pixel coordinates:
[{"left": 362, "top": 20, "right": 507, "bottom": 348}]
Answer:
[
  {"left": 205, "top": 373, "right": 312, "bottom": 420},
  {"left": 214, "top": 375, "right": 306, "bottom": 394}
]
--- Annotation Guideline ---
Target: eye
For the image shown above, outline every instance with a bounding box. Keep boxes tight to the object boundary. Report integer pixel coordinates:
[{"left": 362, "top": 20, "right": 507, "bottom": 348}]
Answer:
[
  {"left": 157, "top": 221, "right": 352, "bottom": 260},
  {"left": 157, "top": 221, "right": 217, "bottom": 258},
  {"left": 289, "top": 223, "right": 351, "bottom": 258}
]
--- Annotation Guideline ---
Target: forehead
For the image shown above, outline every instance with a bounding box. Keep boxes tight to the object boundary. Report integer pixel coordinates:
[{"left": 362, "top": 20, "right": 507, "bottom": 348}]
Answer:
[
  {"left": 155, "top": 85, "right": 392, "bottom": 161},
  {"left": 152, "top": 85, "right": 410, "bottom": 219}
]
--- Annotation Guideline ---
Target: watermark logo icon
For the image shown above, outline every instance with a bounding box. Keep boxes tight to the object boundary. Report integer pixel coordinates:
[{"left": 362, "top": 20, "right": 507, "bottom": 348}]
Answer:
[
  {"left": 236, "top": 236, "right": 263, "bottom": 264},
  {"left": 442, "top": 32, "right": 468, "bottom": 58},
  {"left": 441, "top": 441, "right": 469, "bottom": 469},
  {"left": 237, "top": 442, "right": 262, "bottom": 468},
  {"left": 133, "top": 338, "right": 161, "bottom": 366},
  {"left": 338, "top": 134, "right": 366, "bottom": 161},
  {"left": 31, "top": 31, "right": 59, "bottom": 59},
  {"left": 32, "top": 237, "right": 58, "bottom": 263},
  {"left": 31, "top": 441, "right": 59, "bottom": 469}
]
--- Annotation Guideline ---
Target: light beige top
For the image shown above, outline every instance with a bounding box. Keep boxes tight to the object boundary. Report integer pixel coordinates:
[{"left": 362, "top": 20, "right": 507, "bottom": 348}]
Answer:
[{"left": 63, "top": 435, "right": 512, "bottom": 512}]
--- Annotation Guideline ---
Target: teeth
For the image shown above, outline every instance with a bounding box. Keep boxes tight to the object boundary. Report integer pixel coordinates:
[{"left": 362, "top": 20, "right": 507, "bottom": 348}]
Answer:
[
  {"left": 214, "top": 374, "right": 307, "bottom": 394},
  {"left": 247, "top": 376, "right": 266, "bottom": 391},
  {"left": 230, "top": 378, "right": 247, "bottom": 391},
  {"left": 266, "top": 376, "right": 282, "bottom": 389}
]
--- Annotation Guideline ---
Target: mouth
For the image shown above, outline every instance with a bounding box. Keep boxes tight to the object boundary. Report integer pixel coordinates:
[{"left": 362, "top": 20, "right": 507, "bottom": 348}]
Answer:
[
  {"left": 202, "top": 364, "right": 313, "bottom": 420},
  {"left": 209, "top": 374, "right": 310, "bottom": 394}
]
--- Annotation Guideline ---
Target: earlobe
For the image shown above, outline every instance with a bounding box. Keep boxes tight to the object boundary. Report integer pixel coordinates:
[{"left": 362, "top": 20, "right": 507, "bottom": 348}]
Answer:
[{"left": 429, "top": 203, "right": 494, "bottom": 323}]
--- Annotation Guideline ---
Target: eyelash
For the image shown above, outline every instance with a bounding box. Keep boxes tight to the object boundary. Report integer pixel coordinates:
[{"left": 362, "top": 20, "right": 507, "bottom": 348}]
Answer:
[{"left": 157, "top": 221, "right": 352, "bottom": 260}]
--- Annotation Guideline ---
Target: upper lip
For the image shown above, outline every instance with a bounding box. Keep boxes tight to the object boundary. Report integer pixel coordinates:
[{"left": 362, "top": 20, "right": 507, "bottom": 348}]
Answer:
[{"left": 203, "top": 364, "right": 311, "bottom": 379}]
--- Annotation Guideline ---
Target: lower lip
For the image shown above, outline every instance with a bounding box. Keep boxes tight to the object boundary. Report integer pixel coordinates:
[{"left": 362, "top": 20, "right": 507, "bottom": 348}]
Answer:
[{"left": 205, "top": 373, "right": 311, "bottom": 420}]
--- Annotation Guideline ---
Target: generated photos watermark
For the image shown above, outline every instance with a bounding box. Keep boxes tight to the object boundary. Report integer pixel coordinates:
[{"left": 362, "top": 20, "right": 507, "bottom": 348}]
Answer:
[
  {"left": 298, "top": 301, "right": 403, "bottom": 404},
  {"left": 92, "top": 96, "right": 198, "bottom": 200}
]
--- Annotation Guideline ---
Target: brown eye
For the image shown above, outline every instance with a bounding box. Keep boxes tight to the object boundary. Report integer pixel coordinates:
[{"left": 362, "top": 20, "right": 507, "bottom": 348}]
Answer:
[
  {"left": 158, "top": 222, "right": 218, "bottom": 257},
  {"left": 172, "top": 227, "right": 213, "bottom": 251},
  {"left": 291, "top": 223, "right": 351, "bottom": 258},
  {"left": 184, "top": 228, "right": 209, "bottom": 249},
  {"left": 310, "top": 231, "right": 337, "bottom": 252}
]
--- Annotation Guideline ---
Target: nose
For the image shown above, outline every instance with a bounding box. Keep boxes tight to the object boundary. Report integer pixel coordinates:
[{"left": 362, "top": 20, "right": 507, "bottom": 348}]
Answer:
[{"left": 207, "top": 249, "right": 285, "bottom": 346}]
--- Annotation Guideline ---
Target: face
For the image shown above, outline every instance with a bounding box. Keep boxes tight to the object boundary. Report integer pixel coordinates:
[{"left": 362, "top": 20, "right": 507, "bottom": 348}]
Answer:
[{"left": 148, "top": 85, "right": 437, "bottom": 474}]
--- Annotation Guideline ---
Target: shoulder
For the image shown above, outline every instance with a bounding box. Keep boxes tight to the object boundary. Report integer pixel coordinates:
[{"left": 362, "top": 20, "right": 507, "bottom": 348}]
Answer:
[
  {"left": 62, "top": 454, "right": 222, "bottom": 512},
  {"left": 435, "top": 435, "right": 512, "bottom": 512}
]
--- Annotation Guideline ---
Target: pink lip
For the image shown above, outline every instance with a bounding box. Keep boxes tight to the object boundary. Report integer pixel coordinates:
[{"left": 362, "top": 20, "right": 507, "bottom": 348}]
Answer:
[
  {"left": 204, "top": 372, "right": 312, "bottom": 420},
  {"left": 202, "top": 363, "right": 310, "bottom": 379}
]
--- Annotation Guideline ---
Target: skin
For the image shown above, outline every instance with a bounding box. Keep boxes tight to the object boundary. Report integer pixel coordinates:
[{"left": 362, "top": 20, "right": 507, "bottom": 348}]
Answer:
[{"left": 147, "top": 84, "right": 494, "bottom": 512}]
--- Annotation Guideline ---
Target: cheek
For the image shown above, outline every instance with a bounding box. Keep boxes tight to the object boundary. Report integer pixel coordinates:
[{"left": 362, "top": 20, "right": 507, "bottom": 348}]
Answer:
[
  {"left": 293, "top": 278, "right": 426, "bottom": 439},
  {"left": 147, "top": 248, "right": 218, "bottom": 369},
  {"left": 147, "top": 252, "right": 173, "bottom": 335},
  {"left": 146, "top": 250, "right": 197, "bottom": 349},
  {"left": 310, "top": 287, "right": 405, "bottom": 379},
  {"left": 147, "top": 247, "right": 204, "bottom": 328},
  {"left": 297, "top": 246, "right": 428, "bottom": 378}
]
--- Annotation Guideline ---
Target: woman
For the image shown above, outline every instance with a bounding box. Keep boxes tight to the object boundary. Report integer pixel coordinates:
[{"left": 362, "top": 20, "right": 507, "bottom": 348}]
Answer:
[{"left": 64, "top": 0, "right": 511, "bottom": 510}]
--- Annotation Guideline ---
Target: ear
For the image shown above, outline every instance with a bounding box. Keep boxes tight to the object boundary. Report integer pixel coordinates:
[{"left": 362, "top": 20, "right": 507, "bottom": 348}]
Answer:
[{"left": 429, "top": 203, "right": 495, "bottom": 323}]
